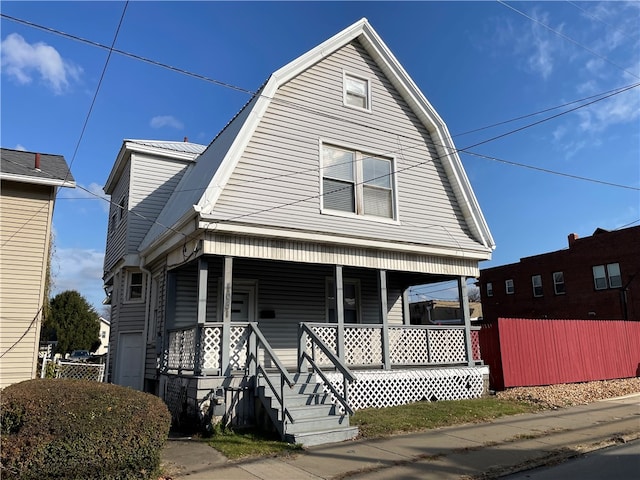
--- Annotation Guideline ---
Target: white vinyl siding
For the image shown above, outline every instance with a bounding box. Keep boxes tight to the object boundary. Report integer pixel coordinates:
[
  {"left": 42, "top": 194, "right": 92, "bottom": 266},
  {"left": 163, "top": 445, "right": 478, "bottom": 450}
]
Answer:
[
  {"left": 0, "top": 181, "right": 54, "bottom": 389},
  {"left": 211, "top": 40, "right": 481, "bottom": 253}
]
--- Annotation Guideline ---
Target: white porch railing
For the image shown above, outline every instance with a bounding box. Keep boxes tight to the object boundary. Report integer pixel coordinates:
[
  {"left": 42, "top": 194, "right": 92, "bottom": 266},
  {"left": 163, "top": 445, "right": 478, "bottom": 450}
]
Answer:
[
  {"left": 303, "top": 323, "right": 481, "bottom": 369},
  {"left": 165, "top": 323, "right": 481, "bottom": 375}
]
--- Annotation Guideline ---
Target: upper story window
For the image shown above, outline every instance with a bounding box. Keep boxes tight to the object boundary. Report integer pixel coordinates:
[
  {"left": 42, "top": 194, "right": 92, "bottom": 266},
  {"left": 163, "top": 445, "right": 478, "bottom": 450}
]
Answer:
[
  {"left": 126, "top": 271, "right": 144, "bottom": 302},
  {"left": 486, "top": 282, "right": 493, "bottom": 297},
  {"left": 343, "top": 72, "right": 370, "bottom": 111},
  {"left": 505, "top": 279, "right": 515, "bottom": 295},
  {"left": 532, "top": 275, "right": 543, "bottom": 297},
  {"left": 322, "top": 144, "right": 395, "bottom": 220},
  {"left": 593, "top": 263, "right": 621, "bottom": 290},
  {"left": 117, "top": 195, "right": 126, "bottom": 221},
  {"left": 553, "top": 271, "right": 565, "bottom": 295}
]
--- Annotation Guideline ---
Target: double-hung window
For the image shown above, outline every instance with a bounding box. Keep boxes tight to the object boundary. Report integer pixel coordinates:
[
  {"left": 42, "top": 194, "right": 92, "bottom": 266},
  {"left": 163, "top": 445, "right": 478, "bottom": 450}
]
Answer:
[
  {"left": 505, "top": 279, "right": 515, "bottom": 295},
  {"left": 126, "top": 271, "right": 144, "bottom": 302},
  {"left": 532, "top": 275, "right": 543, "bottom": 297},
  {"left": 326, "top": 278, "right": 360, "bottom": 324},
  {"left": 322, "top": 144, "right": 395, "bottom": 219},
  {"left": 486, "top": 282, "right": 493, "bottom": 297},
  {"left": 553, "top": 272, "right": 565, "bottom": 295},
  {"left": 594, "top": 263, "right": 622, "bottom": 289},
  {"left": 343, "top": 72, "right": 370, "bottom": 111}
]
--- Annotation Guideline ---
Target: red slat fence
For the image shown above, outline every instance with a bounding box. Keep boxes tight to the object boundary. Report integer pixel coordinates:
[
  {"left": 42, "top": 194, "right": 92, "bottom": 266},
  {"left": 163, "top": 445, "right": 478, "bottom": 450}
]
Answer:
[{"left": 479, "top": 318, "right": 640, "bottom": 390}]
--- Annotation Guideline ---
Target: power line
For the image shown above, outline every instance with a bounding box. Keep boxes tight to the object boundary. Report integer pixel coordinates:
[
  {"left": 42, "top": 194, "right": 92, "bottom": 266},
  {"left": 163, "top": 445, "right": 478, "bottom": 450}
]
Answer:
[
  {"left": 565, "top": 1, "right": 639, "bottom": 43},
  {"left": 63, "top": 2, "right": 129, "bottom": 183}
]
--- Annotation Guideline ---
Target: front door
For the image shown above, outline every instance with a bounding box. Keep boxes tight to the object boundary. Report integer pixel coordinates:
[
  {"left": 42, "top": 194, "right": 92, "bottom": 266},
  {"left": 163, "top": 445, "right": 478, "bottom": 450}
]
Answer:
[
  {"left": 114, "top": 332, "right": 143, "bottom": 389},
  {"left": 231, "top": 285, "right": 256, "bottom": 322}
]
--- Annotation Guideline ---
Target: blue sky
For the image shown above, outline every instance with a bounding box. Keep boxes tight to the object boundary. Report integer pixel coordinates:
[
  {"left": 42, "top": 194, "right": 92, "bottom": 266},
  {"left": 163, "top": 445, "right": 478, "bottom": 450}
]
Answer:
[{"left": 2, "top": 1, "right": 639, "bottom": 311}]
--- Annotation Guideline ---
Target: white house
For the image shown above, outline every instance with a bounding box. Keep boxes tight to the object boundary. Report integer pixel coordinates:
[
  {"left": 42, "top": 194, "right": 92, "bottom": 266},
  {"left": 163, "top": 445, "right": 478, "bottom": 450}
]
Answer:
[{"left": 103, "top": 19, "right": 494, "bottom": 446}]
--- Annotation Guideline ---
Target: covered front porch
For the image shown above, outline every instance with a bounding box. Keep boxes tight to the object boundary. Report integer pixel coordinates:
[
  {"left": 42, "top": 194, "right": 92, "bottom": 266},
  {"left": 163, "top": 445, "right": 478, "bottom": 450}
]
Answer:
[{"left": 157, "top": 253, "right": 487, "bottom": 443}]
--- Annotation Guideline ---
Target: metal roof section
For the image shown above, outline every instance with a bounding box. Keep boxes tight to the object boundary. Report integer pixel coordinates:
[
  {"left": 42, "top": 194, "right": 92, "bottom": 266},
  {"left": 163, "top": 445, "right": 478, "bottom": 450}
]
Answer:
[
  {"left": 139, "top": 18, "right": 495, "bottom": 255},
  {"left": 0, "top": 148, "right": 75, "bottom": 188},
  {"left": 125, "top": 139, "right": 207, "bottom": 155}
]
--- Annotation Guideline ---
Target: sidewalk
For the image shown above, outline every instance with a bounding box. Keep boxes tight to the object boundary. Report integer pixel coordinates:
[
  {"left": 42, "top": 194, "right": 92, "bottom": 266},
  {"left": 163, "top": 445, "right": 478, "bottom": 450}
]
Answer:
[{"left": 161, "top": 393, "right": 640, "bottom": 479}]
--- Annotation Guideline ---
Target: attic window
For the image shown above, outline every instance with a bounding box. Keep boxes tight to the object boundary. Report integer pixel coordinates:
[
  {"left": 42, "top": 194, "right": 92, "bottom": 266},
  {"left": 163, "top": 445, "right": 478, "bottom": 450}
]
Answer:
[{"left": 343, "top": 72, "right": 370, "bottom": 111}]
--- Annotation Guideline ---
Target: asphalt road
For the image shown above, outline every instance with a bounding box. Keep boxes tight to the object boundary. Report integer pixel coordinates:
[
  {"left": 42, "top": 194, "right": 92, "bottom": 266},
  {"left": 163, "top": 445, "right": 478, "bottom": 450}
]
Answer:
[{"left": 504, "top": 440, "right": 640, "bottom": 480}]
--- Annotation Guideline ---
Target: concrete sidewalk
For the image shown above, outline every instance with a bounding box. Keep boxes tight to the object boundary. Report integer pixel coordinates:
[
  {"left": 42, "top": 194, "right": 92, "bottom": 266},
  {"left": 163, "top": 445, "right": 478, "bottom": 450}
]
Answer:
[{"left": 161, "top": 394, "right": 640, "bottom": 479}]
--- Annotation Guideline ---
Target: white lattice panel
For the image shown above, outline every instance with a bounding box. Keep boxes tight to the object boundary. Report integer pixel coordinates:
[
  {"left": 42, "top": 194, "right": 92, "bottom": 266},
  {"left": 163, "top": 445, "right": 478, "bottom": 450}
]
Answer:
[
  {"left": 428, "top": 329, "right": 466, "bottom": 364},
  {"left": 201, "top": 326, "right": 221, "bottom": 371},
  {"left": 308, "top": 326, "right": 338, "bottom": 366},
  {"left": 56, "top": 362, "right": 105, "bottom": 382},
  {"left": 230, "top": 326, "right": 249, "bottom": 370},
  {"left": 167, "top": 331, "right": 181, "bottom": 370},
  {"left": 321, "top": 367, "right": 484, "bottom": 410},
  {"left": 344, "top": 327, "right": 383, "bottom": 365},
  {"left": 182, "top": 328, "right": 196, "bottom": 370},
  {"left": 389, "top": 328, "right": 429, "bottom": 364}
]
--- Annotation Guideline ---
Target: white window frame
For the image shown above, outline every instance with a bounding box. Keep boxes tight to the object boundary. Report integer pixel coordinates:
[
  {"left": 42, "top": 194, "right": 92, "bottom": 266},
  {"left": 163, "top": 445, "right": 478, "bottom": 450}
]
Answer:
[
  {"left": 607, "top": 263, "right": 622, "bottom": 288},
  {"left": 326, "top": 277, "right": 361, "bottom": 324},
  {"left": 553, "top": 271, "right": 565, "bottom": 295},
  {"left": 531, "top": 275, "right": 543, "bottom": 297},
  {"left": 486, "top": 282, "right": 493, "bottom": 297},
  {"left": 125, "top": 271, "right": 145, "bottom": 303},
  {"left": 343, "top": 71, "right": 371, "bottom": 112},
  {"left": 592, "top": 265, "right": 607, "bottom": 290},
  {"left": 320, "top": 141, "right": 398, "bottom": 222},
  {"left": 505, "top": 279, "right": 515, "bottom": 295}
]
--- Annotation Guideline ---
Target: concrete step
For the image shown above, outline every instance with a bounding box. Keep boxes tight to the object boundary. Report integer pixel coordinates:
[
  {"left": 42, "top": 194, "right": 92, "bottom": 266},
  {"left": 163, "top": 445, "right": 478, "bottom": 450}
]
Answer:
[
  {"left": 285, "top": 425, "right": 359, "bottom": 447},
  {"left": 284, "top": 414, "right": 350, "bottom": 434}
]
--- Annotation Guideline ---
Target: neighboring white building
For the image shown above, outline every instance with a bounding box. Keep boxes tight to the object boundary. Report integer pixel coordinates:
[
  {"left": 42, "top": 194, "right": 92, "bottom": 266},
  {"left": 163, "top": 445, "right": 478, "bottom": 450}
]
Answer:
[{"left": 94, "top": 317, "right": 110, "bottom": 356}]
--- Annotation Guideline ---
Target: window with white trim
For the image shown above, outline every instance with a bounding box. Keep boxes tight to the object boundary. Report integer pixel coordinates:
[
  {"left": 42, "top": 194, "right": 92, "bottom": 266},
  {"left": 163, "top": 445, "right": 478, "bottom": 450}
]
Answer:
[
  {"left": 593, "top": 263, "right": 622, "bottom": 289},
  {"left": 486, "top": 282, "right": 493, "bottom": 297},
  {"left": 322, "top": 144, "right": 395, "bottom": 219},
  {"left": 126, "top": 271, "right": 144, "bottom": 302},
  {"left": 326, "top": 278, "right": 361, "bottom": 324},
  {"left": 607, "top": 263, "right": 622, "bottom": 288},
  {"left": 532, "top": 275, "right": 543, "bottom": 297},
  {"left": 343, "top": 72, "right": 370, "bottom": 111},
  {"left": 592, "top": 265, "right": 607, "bottom": 290},
  {"left": 505, "top": 279, "right": 514, "bottom": 295},
  {"left": 553, "top": 271, "right": 565, "bottom": 295}
]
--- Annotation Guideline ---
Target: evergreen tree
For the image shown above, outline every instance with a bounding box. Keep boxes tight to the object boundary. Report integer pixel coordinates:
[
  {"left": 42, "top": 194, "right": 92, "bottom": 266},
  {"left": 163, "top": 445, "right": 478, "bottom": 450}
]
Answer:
[{"left": 42, "top": 290, "right": 100, "bottom": 354}]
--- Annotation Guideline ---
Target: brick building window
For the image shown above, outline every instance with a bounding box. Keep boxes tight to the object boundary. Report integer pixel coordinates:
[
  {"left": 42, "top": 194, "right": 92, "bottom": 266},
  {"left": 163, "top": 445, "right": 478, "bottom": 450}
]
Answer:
[
  {"left": 553, "top": 272, "right": 565, "bottom": 295},
  {"left": 486, "top": 282, "right": 493, "bottom": 297},
  {"left": 593, "top": 263, "right": 622, "bottom": 290},
  {"left": 532, "top": 275, "right": 543, "bottom": 297},
  {"left": 505, "top": 279, "right": 514, "bottom": 295}
]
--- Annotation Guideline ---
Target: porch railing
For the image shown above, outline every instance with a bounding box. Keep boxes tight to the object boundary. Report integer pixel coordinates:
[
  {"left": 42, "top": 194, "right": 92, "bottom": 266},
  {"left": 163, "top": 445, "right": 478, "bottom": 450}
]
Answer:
[
  {"left": 302, "top": 323, "right": 482, "bottom": 369},
  {"left": 166, "top": 323, "right": 482, "bottom": 375},
  {"left": 298, "top": 323, "right": 355, "bottom": 415}
]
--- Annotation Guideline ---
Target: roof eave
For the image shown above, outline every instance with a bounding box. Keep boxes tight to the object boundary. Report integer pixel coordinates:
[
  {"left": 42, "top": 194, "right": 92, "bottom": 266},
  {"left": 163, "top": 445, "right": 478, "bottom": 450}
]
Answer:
[{"left": 0, "top": 172, "right": 76, "bottom": 188}]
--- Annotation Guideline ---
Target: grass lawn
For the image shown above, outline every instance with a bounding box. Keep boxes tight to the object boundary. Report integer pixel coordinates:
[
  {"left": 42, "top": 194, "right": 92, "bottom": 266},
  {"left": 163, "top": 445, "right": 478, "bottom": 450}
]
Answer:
[
  {"left": 205, "top": 397, "right": 540, "bottom": 459},
  {"left": 352, "top": 397, "right": 542, "bottom": 439}
]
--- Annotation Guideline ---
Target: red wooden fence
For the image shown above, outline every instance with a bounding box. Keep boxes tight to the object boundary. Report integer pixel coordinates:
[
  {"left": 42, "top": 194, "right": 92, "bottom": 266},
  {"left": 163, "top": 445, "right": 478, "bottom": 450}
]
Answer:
[{"left": 479, "top": 318, "right": 640, "bottom": 390}]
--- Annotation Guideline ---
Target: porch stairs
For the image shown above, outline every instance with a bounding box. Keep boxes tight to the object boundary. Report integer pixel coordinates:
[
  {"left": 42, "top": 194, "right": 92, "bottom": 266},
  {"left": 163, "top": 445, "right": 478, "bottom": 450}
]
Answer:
[{"left": 257, "top": 373, "right": 359, "bottom": 447}]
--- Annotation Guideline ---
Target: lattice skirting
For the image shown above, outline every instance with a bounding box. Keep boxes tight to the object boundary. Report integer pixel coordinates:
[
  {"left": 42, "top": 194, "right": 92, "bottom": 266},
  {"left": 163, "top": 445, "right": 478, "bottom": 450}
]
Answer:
[{"left": 320, "top": 367, "right": 487, "bottom": 411}]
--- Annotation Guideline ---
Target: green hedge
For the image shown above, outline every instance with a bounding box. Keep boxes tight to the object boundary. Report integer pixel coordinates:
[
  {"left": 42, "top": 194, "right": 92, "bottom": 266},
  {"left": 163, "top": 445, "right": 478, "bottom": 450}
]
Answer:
[{"left": 0, "top": 379, "right": 171, "bottom": 480}]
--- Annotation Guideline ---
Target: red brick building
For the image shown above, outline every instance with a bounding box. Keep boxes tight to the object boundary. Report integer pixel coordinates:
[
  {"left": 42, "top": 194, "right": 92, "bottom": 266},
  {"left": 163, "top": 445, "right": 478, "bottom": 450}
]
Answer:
[{"left": 479, "top": 226, "right": 640, "bottom": 321}]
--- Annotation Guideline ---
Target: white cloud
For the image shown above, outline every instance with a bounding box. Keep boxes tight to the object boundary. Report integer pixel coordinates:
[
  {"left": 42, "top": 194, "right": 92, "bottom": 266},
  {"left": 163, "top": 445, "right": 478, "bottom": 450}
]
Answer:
[
  {"left": 150, "top": 115, "right": 184, "bottom": 129},
  {"left": 14, "top": 144, "right": 27, "bottom": 151},
  {"left": 1, "top": 33, "right": 82, "bottom": 94},
  {"left": 51, "top": 247, "right": 105, "bottom": 310}
]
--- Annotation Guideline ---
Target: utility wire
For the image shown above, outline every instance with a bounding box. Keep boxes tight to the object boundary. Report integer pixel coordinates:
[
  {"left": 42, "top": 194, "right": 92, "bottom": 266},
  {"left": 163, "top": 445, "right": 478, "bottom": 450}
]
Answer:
[
  {"left": 498, "top": 0, "right": 640, "bottom": 80},
  {"left": 62, "top": 2, "right": 129, "bottom": 183},
  {"left": 565, "top": 1, "right": 640, "bottom": 43}
]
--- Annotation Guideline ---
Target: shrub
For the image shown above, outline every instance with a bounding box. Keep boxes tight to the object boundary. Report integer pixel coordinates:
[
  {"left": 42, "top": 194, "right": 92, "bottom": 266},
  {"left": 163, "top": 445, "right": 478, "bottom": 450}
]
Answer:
[{"left": 0, "top": 379, "right": 171, "bottom": 480}]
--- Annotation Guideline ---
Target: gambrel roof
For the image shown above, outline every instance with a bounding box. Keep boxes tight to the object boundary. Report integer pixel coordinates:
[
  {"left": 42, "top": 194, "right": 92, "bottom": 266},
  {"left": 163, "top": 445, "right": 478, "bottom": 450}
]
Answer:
[{"left": 140, "top": 18, "right": 495, "bottom": 256}]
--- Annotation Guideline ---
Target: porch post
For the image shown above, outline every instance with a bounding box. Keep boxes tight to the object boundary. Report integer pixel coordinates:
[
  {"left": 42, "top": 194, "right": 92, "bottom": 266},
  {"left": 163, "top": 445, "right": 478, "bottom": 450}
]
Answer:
[
  {"left": 335, "top": 265, "right": 345, "bottom": 362},
  {"left": 458, "top": 276, "right": 474, "bottom": 366},
  {"left": 194, "top": 258, "right": 208, "bottom": 375},
  {"left": 197, "top": 258, "right": 208, "bottom": 325},
  {"left": 379, "top": 270, "right": 391, "bottom": 370},
  {"left": 402, "top": 288, "right": 411, "bottom": 325},
  {"left": 221, "top": 256, "right": 233, "bottom": 376}
]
